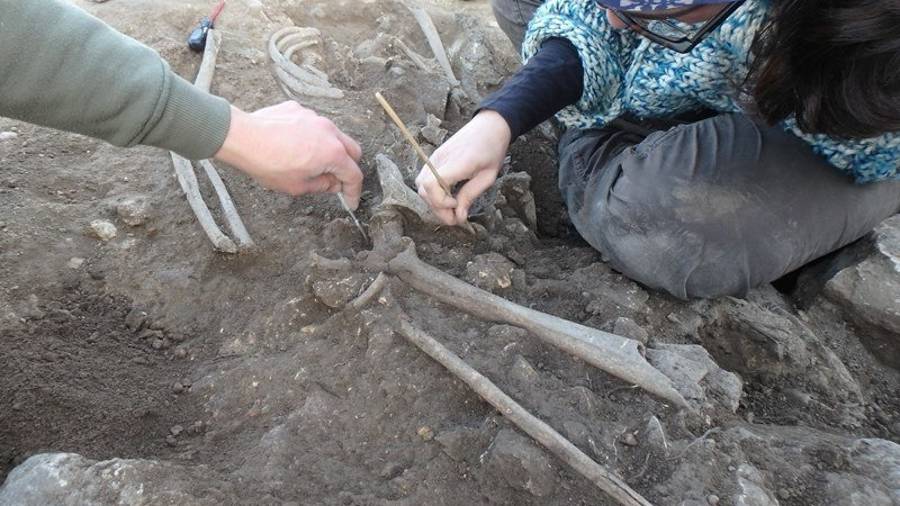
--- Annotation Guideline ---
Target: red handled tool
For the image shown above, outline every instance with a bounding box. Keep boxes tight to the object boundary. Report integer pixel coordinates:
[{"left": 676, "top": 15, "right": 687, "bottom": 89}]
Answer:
[{"left": 188, "top": 0, "right": 226, "bottom": 52}]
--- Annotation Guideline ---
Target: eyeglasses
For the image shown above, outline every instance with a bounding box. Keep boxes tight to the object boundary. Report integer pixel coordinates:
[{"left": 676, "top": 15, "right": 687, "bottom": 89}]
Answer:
[{"left": 609, "top": 1, "right": 745, "bottom": 53}]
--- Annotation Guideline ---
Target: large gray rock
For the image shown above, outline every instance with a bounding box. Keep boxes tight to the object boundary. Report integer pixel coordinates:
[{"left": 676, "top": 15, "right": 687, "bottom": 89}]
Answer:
[
  {"left": 722, "top": 425, "right": 900, "bottom": 506},
  {"left": 825, "top": 215, "right": 900, "bottom": 367},
  {"left": 0, "top": 453, "right": 237, "bottom": 505},
  {"left": 646, "top": 343, "right": 743, "bottom": 414},
  {"left": 484, "top": 429, "right": 556, "bottom": 498},
  {"left": 700, "top": 296, "right": 862, "bottom": 407}
]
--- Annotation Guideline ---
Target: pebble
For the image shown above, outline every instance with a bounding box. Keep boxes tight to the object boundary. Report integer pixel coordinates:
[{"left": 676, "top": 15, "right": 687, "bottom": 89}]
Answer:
[
  {"left": 0, "top": 131, "right": 18, "bottom": 142},
  {"left": 89, "top": 219, "right": 117, "bottom": 241},
  {"left": 707, "top": 494, "right": 720, "bottom": 505},
  {"left": 379, "top": 462, "right": 405, "bottom": 480},
  {"left": 125, "top": 308, "right": 147, "bottom": 331},
  {"left": 116, "top": 196, "right": 151, "bottom": 227},
  {"left": 150, "top": 338, "right": 165, "bottom": 350},
  {"left": 172, "top": 382, "right": 185, "bottom": 394},
  {"left": 417, "top": 426, "right": 435, "bottom": 441},
  {"left": 67, "top": 257, "right": 85, "bottom": 269},
  {"left": 173, "top": 348, "right": 188, "bottom": 359},
  {"left": 170, "top": 425, "right": 184, "bottom": 436},
  {"left": 622, "top": 432, "right": 638, "bottom": 447}
]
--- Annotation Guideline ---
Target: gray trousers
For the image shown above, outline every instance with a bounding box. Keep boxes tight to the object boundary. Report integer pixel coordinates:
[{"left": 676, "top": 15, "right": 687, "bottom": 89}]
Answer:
[{"left": 491, "top": 0, "right": 900, "bottom": 298}]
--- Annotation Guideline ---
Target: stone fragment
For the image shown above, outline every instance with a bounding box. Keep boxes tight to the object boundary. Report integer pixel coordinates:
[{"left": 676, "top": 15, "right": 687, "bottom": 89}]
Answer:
[
  {"left": 700, "top": 296, "right": 862, "bottom": 411},
  {"left": 465, "top": 252, "right": 515, "bottom": 292},
  {"left": 0, "top": 131, "right": 18, "bottom": 142},
  {"left": 420, "top": 114, "right": 447, "bottom": 145},
  {"left": 435, "top": 427, "right": 488, "bottom": 463},
  {"left": 485, "top": 430, "right": 556, "bottom": 498},
  {"left": 509, "top": 355, "right": 540, "bottom": 385},
  {"left": 20, "top": 294, "right": 45, "bottom": 320},
  {"left": 824, "top": 215, "right": 900, "bottom": 367},
  {"left": 88, "top": 220, "right": 117, "bottom": 241},
  {"left": 498, "top": 172, "right": 538, "bottom": 230},
  {"left": 611, "top": 317, "right": 650, "bottom": 345},
  {"left": 417, "top": 426, "right": 434, "bottom": 441},
  {"left": 67, "top": 257, "right": 85, "bottom": 269},
  {"left": 312, "top": 273, "right": 369, "bottom": 309},
  {"left": 735, "top": 464, "right": 778, "bottom": 506},
  {"left": 124, "top": 307, "right": 148, "bottom": 332},
  {"left": 0, "top": 453, "right": 236, "bottom": 504},
  {"left": 646, "top": 343, "right": 743, "bottom": 413},
  {"left": 116, "top": 196, "right": 151, "bottom": 227}
]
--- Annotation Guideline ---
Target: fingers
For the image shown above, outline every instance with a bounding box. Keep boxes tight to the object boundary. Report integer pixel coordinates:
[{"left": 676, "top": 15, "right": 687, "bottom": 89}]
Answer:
[
  {"left": 454, "top": 170, "right": 497, "bottom": 224},
  {"left": 337, "top": 130, "right": 362, "bottom": 162},
  {"left": 298, "top": 174, "right": 340, "bottom": 194},
  {"left": 324, "top": 151, "right": 364, "bottom": 209},
  {"left": 417, "top": 174, "right": 459, "bottom": 225}
]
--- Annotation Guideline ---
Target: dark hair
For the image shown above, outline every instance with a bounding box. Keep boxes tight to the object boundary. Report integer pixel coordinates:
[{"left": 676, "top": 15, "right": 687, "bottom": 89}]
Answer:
[{"left": 747, "top": 0, "right": 900, "bottom": 139}]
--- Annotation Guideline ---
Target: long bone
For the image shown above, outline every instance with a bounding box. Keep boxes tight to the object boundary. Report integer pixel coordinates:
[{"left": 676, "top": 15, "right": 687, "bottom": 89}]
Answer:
[
  {"left": 170, "top": 29, "right": 254, "bottom": 252},
  {"left": 394, "top": 311, "right": 654, "bottom": 506},
  {"left": 384, "top": 241, "right": 688, "bottom": 408}
]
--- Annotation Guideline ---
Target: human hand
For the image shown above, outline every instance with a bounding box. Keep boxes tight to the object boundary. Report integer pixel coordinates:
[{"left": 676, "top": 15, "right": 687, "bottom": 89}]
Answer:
[
  {"left": 214, "top": 102, "right": 364, "bottom": 209},
  {"left": 415, "top": 110, "right": 512, "bottom": 225}
]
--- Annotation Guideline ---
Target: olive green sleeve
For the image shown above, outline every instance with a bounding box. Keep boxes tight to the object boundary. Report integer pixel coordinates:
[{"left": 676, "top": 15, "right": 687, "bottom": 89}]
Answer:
[{"left": 0, "top": 0, "right": 230, "bottom": 160}]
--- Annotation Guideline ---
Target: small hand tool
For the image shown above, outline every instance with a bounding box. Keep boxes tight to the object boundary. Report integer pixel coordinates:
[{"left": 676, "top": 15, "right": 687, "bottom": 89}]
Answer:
[
  {"left": 188, "top": 0, "right": 226, "bottom": 52},
  {"left": 337, "top": 192, "right": 370, "bottom": 244}
]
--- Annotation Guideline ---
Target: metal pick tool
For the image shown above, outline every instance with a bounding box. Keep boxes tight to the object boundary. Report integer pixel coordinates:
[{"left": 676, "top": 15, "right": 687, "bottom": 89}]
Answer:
[{"left": 337, "top": 192, "right": 369, "bottom": 244}]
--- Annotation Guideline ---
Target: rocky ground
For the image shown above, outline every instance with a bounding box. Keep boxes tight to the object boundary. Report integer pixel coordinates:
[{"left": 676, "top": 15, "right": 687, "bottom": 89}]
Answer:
[{"left": 1, "top": 0, "right": 898, "bottom": 505}]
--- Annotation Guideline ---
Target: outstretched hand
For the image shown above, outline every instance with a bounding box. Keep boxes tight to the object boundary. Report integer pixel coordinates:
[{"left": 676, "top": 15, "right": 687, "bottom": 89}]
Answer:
[
  {"left": 214, "top": 101, "right": 364, "bottom": 209},
  {"left": 415, "top": 110, "right": 512, "bottom": 225}
]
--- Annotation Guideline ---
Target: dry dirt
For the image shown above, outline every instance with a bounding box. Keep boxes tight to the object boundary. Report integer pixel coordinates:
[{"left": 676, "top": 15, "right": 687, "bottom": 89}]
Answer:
[{"left": 1, "top": 1, "right": 898, "bottom": 505}]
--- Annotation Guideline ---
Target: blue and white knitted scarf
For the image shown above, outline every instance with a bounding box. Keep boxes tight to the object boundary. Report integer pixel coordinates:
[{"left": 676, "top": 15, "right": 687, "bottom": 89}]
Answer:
[{"left": 523, "top": 0, "right": 900, "bottom": 183}]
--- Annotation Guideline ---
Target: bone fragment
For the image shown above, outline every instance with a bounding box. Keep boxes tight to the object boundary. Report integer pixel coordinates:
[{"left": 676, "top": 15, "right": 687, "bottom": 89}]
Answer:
[
  {"left": 375, "top": 154, "right": 442, "bottom": 225},
  {"left": 406, "top": 4, "right": 460, "bottom": 87}
]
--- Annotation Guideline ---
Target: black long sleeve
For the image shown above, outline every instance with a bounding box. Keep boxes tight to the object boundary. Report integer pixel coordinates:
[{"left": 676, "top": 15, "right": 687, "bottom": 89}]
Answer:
[{"left": 479, "top": 38, "right": 584, "bottom": 139}]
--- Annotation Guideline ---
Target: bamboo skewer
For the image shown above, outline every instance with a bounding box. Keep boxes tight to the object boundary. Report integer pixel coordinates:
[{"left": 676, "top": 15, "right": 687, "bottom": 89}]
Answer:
[{"left": 374, "top": 92, "right": 453, "bottom": 197}]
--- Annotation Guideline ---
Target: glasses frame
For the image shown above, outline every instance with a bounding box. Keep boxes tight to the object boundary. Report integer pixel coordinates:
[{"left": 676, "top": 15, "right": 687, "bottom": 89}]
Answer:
[{"left": 610, "top": 1, "right": 746, "bottom": 53}]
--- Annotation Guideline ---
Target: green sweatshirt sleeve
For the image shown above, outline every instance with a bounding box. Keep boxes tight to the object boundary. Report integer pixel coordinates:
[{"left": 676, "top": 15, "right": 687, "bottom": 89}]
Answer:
[{"left": 0, "top": 0, "right": 231, "bottom": 160}]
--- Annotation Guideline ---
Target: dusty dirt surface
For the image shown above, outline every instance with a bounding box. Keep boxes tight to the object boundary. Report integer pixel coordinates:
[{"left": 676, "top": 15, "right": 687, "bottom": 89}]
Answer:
[{"left": 1, "top": 1, "right": 899, "bottom": 505}]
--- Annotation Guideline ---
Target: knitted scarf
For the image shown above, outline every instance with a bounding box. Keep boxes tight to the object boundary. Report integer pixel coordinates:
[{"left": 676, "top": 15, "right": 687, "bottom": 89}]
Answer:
[{"left": 523, "top": 0, "right": 900, "bottom": 183}]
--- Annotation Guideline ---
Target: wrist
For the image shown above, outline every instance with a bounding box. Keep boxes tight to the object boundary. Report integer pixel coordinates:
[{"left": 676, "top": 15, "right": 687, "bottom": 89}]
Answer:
[
  {"left": 214, "top": 106, "right": 253, "bottom": 170},
  {"left": 474, "top": 109, "right": 513, "bottom": 146}
]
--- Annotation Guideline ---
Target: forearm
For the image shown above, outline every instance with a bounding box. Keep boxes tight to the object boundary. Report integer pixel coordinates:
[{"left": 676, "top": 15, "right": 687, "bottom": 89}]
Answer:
[
  {"left": 0, "top": 0, "right": 230, "bottom": 160},
  {"left": 478, "top": 38, "right": 584, "bottom": 139}
]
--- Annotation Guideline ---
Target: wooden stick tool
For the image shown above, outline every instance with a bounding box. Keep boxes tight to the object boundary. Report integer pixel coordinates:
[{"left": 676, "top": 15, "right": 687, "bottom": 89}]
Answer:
[{"left": 374, "top": 92, "right": 453, "bottom": 197}]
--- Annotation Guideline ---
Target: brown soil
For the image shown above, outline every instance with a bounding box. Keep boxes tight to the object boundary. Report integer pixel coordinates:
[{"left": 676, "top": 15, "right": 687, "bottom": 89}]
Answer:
[{"left": 1, "top": 1, "right": 898, "bottom": 505}]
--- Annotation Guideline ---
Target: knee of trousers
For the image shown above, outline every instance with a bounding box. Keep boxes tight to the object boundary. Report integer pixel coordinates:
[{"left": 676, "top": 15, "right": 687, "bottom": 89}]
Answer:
[
  {"left": 572, "top": 169, "right": 760, "bottom": 300},
  {"left": 584, "top": 201, "right": 757, "bottom": 300}
]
